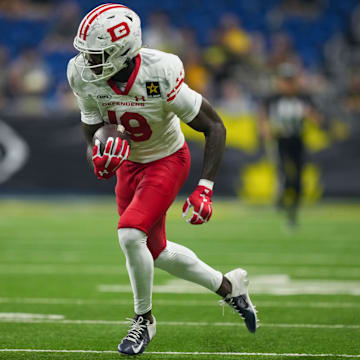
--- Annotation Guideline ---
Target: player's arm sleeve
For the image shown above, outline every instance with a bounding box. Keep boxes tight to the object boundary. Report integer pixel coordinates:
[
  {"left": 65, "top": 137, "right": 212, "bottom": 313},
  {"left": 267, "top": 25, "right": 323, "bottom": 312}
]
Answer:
[
  {"left": 163, "top": 56, "right": 202, "bottom": 123},
  {"left": 75, "top": 94, "right": 103, "bottom": 125},
  {"left": 67, "top": 61, "right": 103, "bottom": 125}
]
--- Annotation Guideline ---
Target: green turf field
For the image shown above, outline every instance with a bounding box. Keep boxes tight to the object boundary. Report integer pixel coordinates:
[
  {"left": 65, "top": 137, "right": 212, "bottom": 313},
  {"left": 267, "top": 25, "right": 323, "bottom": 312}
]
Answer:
[{"left": 0, "top": 198, "right": 359, "bottom": 359}]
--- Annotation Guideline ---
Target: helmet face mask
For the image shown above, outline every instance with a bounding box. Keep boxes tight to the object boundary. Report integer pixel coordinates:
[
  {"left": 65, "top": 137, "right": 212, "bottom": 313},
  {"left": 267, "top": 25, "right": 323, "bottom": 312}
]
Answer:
[
  {"left": 73, "top": 42, "right": 122, "bottom": 81},
  {"left": 73, "top": 4, "right": 142, "bottom": 83}
]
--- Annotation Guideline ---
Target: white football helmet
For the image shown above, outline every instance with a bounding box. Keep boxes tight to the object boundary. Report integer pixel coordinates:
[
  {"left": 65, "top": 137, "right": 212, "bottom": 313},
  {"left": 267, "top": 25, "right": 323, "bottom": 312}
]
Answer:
[{"left": 73, "top": 3, "right": 142, "bottom": 82}]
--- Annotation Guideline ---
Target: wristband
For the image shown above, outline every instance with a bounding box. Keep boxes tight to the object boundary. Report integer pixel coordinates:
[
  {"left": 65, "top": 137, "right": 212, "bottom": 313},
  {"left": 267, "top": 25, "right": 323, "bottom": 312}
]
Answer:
[{"left": 199, "top": 179, "right": 214, "bottom": 190}]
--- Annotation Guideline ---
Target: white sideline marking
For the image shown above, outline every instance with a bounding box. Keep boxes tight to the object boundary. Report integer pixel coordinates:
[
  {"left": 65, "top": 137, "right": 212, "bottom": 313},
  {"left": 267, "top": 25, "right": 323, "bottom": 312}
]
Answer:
[
  {"left": 1, "top": 349, "right": 360, "bottom": 358},
  {"left": 0, "top": 313, "right": 64, "bottom": 320},
  {"left": 0, "top": 316, "right": 359, "bottom": 329},
  {"left": 99, "top": 276, "right": 360, "bottom": 295},
  {"left": 1, "top": 296, "right": 360, "bottom": 309}
]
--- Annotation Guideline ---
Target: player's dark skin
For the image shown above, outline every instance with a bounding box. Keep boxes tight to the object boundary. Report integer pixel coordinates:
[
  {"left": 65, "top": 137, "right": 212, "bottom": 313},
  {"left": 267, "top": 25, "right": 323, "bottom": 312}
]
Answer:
[{"left": 82, "top": 56, "right": 230, "bottom": 322}]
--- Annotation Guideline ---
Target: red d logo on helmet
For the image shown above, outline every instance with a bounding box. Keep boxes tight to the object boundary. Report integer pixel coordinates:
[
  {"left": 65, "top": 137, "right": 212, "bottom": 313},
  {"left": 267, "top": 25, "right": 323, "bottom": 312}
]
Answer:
[{"left": 107, "top": 22, "right": 130, "bottom": 42}]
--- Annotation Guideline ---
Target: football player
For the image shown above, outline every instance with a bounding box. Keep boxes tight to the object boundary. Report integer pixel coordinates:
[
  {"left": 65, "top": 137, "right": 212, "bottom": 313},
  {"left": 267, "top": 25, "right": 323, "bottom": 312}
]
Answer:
[{"left": 68, "top": 3, "right": 257, "bottom": 355}]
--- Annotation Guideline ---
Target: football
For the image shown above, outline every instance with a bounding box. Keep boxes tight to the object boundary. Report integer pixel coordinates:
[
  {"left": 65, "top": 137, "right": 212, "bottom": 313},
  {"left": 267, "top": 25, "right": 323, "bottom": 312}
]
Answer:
[{"left": 93, "top": 124, "right": 131, "bottom": 151}]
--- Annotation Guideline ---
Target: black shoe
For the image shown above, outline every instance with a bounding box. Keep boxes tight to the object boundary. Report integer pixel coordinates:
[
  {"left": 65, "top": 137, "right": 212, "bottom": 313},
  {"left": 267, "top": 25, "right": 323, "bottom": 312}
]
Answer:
[
  {"left": 118, "top": 315, "right": 156, "bottom": 355},
  {"left": 222, "top": 268, "right": 258, "bottom": 333},
  {"left": 287, "top": 207, "right": 297, "bottom": 227}
]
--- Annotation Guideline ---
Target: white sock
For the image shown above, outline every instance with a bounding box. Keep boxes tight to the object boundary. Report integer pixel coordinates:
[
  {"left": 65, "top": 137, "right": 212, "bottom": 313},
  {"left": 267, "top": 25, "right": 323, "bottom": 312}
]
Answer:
[
  {"left": 154, "top": 240, "right": 223, "bottom": 292},
  {"left": 118, "top": 228, "right": 153, "bottom": 315}
]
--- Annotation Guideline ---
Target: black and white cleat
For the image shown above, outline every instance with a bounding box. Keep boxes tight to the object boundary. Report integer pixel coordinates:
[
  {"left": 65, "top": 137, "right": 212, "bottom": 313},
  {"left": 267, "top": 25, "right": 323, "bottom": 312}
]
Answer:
[
  {"left": 221, "top": 268, "right": 259, "bottom": 333},
  {"left": 118, "top": 315, "right": 156, "bottom": 355}
]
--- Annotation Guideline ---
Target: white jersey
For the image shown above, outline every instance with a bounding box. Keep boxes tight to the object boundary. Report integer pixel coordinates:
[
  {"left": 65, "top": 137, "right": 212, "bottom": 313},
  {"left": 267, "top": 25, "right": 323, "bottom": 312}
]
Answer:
[{"left": 67, "top": 48, "right": 202, "bottom": 163}]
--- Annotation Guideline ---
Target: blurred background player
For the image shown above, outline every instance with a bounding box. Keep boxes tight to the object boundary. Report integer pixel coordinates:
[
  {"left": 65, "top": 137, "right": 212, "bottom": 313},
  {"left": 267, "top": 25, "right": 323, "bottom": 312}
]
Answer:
[
  {"left": 67, "top": 4, "right": 257, "bottom": 356},
  {"left": 258, "top": 63, "right": 321, "bottom": 228}
]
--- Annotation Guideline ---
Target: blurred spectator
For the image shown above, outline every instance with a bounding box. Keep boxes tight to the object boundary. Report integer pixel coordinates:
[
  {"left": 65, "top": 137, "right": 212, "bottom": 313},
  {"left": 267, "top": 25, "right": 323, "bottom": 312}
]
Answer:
[
  {"left": 282, "top": 0, "right": 325, "bottom": 18},
  {"left": 203, "top": 30, "right": 230, "bottom": 91},
  {"left": 204, "top": 17, "right": 254, "bottom": 98},
  {"left": 176, "top": 27, "right": 199, "bottom": 59},
  {"left": 322, "top": 2, "right": 360, "bottom": 125},
  {"left": 0, "top": 0, "right": 31, "bottom": 17},
  {"left": 0, "top": 0, "right": 357, "bottom": 122},
  {"left": 349, "top": 4, "right": 360, "bottom": 46},
  {"left": 143, "top": 11, "right": 184, "bottom": 54},
  {"left": 47, "top": 81, "right": 78, "bottom": 113},
  {"left": 0, "top": 0, "right": 52, "bottom": 19},
  {"left": 267, "top": 32, "right": 301, "bottom": 71},
  {"left": 7, "top": 48, "right": 52, "bottom": 115},
  {"left": 183, "top": 50, "right": 211, "bottom": 97},
  {"left": 343, "top": 74, "right": 360, "bottom": 115},
  {"left": 220, "top": 14, "right": 252, "bottom": 59},
  {"left": 42, "top": 1, "right": 81, "bottom": 52},
  {"left": 216, "top": 79, "right": 255, "bottom": 115},
  {"left": 268, "top": 0, "right": 325, "bottom": 28},
  {"left": 249, "top": 32, "right": 267, "bottom": 69}
]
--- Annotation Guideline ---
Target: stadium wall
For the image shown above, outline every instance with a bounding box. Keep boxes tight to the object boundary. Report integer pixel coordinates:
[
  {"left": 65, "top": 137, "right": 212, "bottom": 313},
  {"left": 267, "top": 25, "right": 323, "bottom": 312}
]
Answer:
[{"left": 0, "top": 115, "right": 359, "bottom": 200}]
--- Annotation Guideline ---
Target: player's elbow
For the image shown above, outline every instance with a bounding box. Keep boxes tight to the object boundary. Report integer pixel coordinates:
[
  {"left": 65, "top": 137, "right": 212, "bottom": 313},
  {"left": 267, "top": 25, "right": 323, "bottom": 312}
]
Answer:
[
  {"left": 218, "top": 120, "right": 226, "bottom": 138},
  {"left": 206, "top": 119, "right": 226, "bottom": 141}
]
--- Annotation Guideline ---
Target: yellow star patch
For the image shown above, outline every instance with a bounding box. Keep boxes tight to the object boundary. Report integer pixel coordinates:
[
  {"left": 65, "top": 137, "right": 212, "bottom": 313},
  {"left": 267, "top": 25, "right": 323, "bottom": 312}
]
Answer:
[
  {"left": 146, "top": 81, "right": 161, "bottom": 97},
  {"left": 147, "top": 82, "right": 158, "bottom": 94}
]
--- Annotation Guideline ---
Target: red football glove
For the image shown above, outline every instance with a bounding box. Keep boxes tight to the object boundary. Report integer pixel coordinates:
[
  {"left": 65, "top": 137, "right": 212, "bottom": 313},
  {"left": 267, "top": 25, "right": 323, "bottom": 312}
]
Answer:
[
  {"left": 92, "top": 137, "right": 130, "bottom": 180},
  {"left": 182, "top": 185, "right": 213, "bottom": 225}
]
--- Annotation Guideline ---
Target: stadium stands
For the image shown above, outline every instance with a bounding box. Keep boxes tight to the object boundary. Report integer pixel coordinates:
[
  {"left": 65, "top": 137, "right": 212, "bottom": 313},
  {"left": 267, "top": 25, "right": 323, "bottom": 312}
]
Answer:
[{"left": 0, "top": 0, "right": 359, "bottom": 114}]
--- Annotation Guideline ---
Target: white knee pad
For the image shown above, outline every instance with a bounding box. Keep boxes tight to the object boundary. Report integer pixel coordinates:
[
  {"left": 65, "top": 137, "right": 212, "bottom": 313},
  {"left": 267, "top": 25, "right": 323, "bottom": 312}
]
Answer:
[{"left": 118, "top": 228, "right": 147, "bottom": 253}]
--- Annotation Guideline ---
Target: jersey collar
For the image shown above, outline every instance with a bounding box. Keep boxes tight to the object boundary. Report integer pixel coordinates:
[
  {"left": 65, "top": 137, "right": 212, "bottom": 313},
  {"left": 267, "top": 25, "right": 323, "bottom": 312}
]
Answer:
[{"left": 107, "top": 54, "right": 141, "bottom": 96}]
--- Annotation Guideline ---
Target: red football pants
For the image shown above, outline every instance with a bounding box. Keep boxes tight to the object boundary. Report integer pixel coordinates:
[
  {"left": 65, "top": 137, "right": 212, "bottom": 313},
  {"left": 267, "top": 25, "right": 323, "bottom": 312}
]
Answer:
[{"left": 115, "top": 142, "right": 191, "bottom": 259}]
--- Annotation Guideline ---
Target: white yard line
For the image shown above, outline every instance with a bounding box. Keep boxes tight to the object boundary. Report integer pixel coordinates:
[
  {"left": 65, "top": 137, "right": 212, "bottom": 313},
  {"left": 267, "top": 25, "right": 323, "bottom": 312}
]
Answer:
[
  {"left": 98, "top": 276, "right": 360, "bottom": 295},
  {"left": 1, "top": 264, "right": 360, "bottom": 277},
  {"left": 0, "top": 313, "right": 64, "bottom": 320},
  {"left": 0, "top": 317, "right": 359, "bottom": 329},
  {"left": 0, "top": 297, "right": 132, "bottom": 306},
  {"left": 0, "top": 349, "right": 360, "bottom": 358},
  {"left": 1, "top": 296, "right": 360, "bottom": 308},
  {"left": 0, "top": 264, "right": 127, "bottom": 275}
]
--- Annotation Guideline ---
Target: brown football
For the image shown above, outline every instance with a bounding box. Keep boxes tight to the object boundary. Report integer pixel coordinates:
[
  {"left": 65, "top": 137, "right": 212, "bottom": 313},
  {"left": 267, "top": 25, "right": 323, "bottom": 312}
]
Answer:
[{"left": 93, "top": 124, "right": 131, "bottom": 152}]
